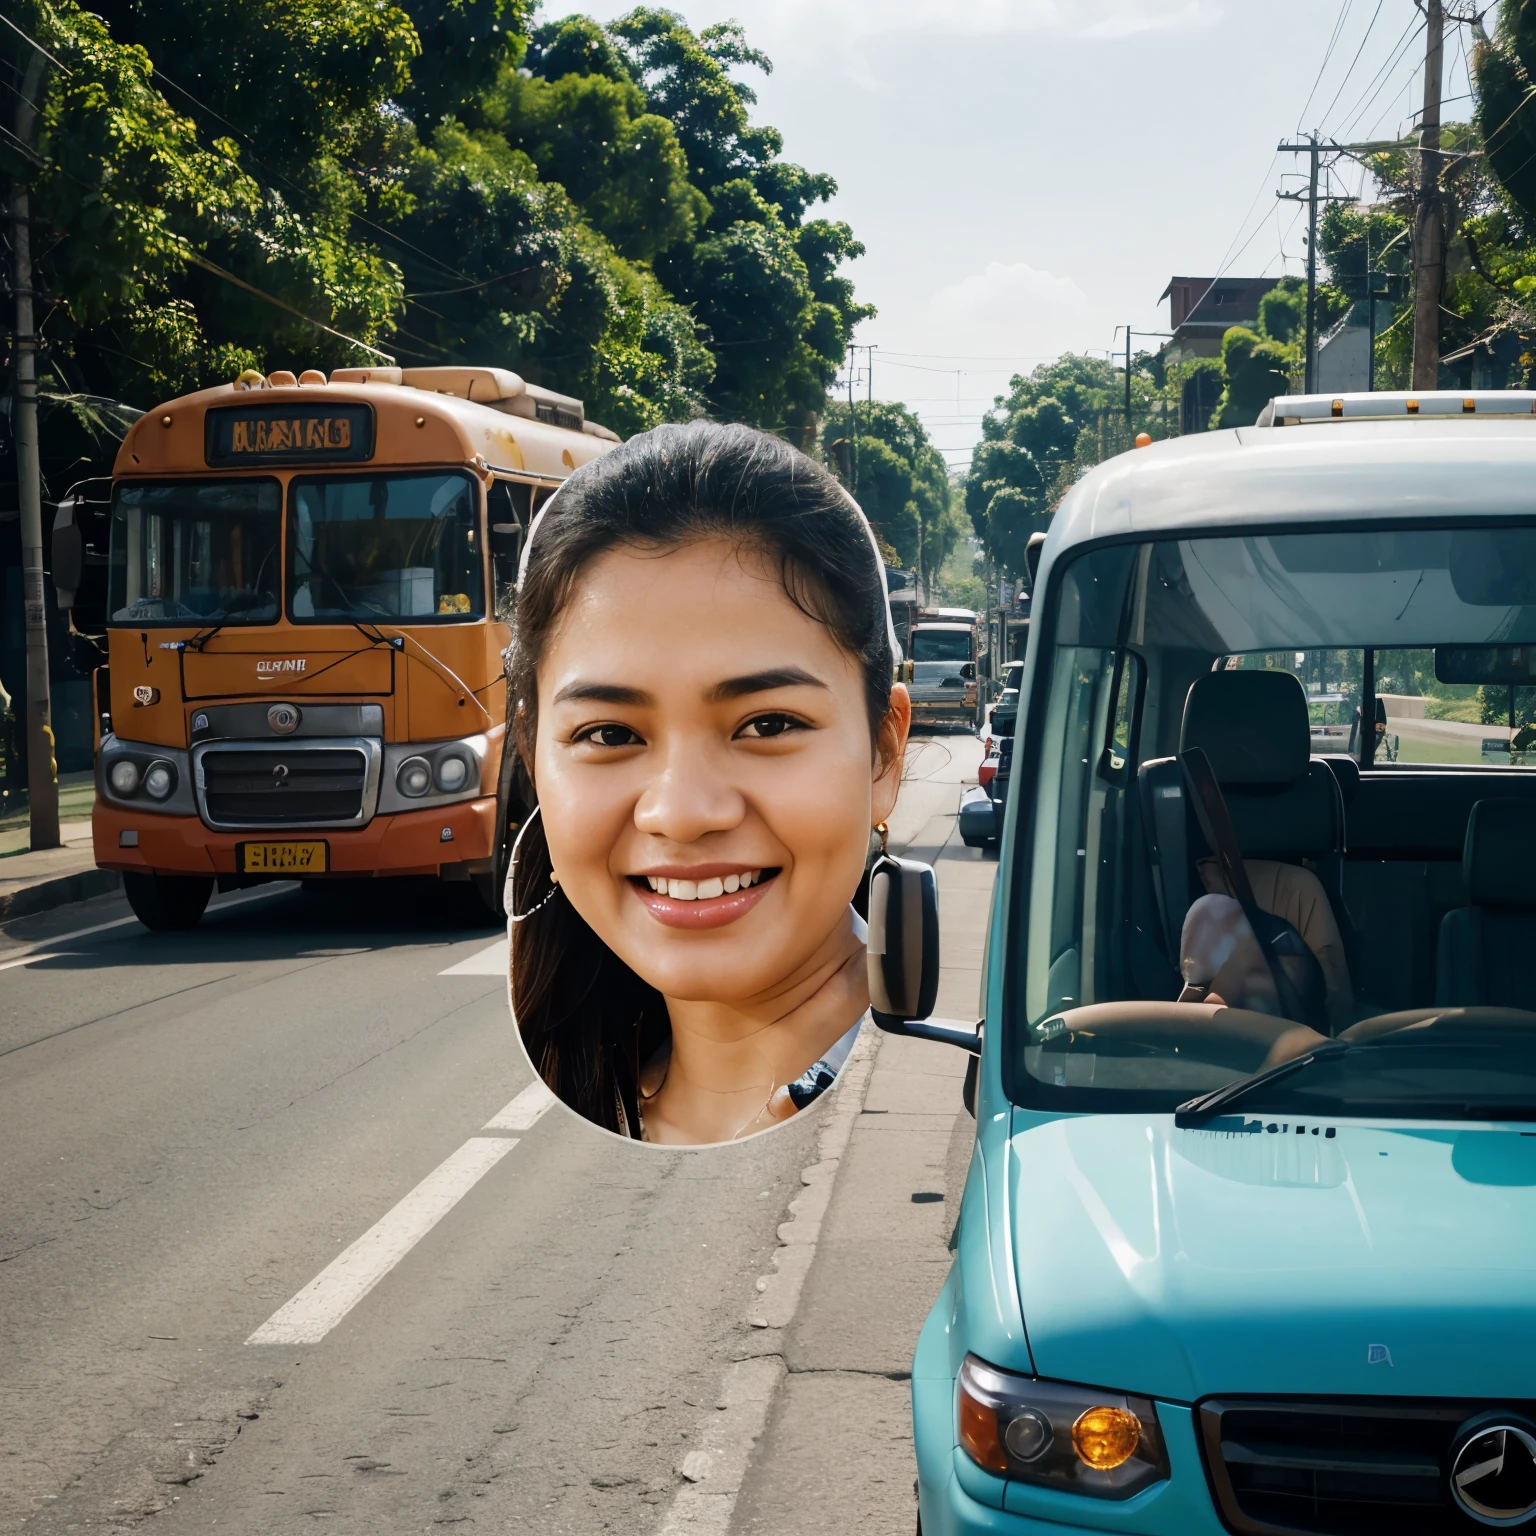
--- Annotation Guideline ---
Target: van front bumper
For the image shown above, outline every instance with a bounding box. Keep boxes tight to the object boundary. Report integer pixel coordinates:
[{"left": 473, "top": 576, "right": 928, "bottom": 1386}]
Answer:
[{"left": 92, "top": 796, "right": 497, "bottom": 878}]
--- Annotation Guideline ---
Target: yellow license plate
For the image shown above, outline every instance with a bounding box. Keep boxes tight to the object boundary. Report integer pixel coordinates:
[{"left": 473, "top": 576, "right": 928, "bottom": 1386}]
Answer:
[{"left": 238, "top": 840, "right": 329, "bottom": 874}]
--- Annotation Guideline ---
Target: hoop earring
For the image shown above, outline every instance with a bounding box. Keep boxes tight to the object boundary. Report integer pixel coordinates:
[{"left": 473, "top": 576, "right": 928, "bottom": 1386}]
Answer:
[
  {"left": 509, "top": 803, "right": 564, "bottom": 923},
  {"left": 875, "top": 821, "right": 889, "bottom": 856}
]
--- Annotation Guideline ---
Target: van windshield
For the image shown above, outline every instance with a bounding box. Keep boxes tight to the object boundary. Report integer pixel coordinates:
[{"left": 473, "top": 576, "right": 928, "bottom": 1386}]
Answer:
[
  {"left": 1011, "top": 522, "right": 1536, "bottom": 1120},
  {"left": 288, "top": 470, "right": 483, "bottom": 623}
]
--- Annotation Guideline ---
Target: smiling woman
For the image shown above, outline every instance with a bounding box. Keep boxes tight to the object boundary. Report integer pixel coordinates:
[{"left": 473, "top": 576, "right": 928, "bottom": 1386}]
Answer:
[{"left": 505, "top": 422, "right": 911, "bottom": 1145}]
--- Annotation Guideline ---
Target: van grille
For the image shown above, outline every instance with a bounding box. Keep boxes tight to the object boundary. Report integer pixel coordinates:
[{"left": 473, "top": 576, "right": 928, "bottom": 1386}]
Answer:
[
  {"left": 1199, "top": 1398, "right": 1510, "bottom": 1535},
  {"left": 202, "top": 747, "right": 368, "bottom": 827}
]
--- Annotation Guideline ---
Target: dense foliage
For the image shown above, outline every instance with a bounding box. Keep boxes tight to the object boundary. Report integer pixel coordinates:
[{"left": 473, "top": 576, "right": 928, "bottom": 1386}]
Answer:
[
  {"left": 0, "top": 1, "right": 868, "bottom": 492},
  {"left": 819, "top": 399, "right": 957, "bottom": 579}
]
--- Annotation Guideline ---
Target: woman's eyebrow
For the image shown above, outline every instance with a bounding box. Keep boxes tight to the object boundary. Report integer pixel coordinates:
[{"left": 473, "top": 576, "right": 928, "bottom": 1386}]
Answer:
[
  {"left": 552, "top": 682, "right": 654, "bottom": 706},
  {"left": 709, "top": 667, "right": 829, "bottom": 701}
]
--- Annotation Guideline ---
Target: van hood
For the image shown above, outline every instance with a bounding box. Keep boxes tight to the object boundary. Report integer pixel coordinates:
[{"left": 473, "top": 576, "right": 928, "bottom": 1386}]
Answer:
[{"left": 1010, "top": 1112, "right": 1536, "bottom": 1401}]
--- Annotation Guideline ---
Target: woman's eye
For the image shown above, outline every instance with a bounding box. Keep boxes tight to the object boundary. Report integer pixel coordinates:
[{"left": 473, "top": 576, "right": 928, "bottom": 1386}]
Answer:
[
  {"left": 737, "top": 713, "right": 806, "bottom": 740},
  {"left": 576, "top": 723, "right": 643, "bottom": 748}
]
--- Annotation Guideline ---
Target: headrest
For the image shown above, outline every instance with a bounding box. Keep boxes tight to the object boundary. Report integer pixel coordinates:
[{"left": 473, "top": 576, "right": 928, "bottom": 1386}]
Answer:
[
  {"left": 1182, "top": 671, "right": 1310, "bottom": 786},
  {"left": 1464, "top": 800, "right": 1536, "bottom": 907}
]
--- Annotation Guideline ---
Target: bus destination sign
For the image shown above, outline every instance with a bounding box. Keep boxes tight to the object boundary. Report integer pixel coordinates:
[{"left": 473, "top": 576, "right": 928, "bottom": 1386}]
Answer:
[{"left": 205, "top": 402, "right": 375, "bottom": 466}]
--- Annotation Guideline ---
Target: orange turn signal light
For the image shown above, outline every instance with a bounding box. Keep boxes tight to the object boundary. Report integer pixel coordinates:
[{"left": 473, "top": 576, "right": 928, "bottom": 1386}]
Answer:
[{"left": 958, "top": 1384, "right": 1010, "bottom": 1475}]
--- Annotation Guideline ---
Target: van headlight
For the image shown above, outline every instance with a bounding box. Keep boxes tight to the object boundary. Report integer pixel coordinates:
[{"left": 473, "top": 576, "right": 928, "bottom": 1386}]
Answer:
[
  {"left": 957, "top": 1355, "right": 1168, "bottom": 1498},
  {"left": 109, "top": 759, "right": 140, "bottom": 796},
  {"left": 434, "top": 754, "right": 469, "bottom": 793},
  {"left": 397, "top": 757, "right": 432, "bottom": 798},
  {"left": 143, "top": 761, "right": 176, "bottom": 800}
]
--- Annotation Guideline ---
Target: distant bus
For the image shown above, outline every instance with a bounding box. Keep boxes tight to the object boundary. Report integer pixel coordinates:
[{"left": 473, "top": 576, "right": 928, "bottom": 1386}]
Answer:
[{"left": 906, "top": 618, "right": 980, "bottom": 731}]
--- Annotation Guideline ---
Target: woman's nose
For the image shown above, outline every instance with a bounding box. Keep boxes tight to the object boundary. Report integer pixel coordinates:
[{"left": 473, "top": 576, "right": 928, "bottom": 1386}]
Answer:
[{"left": 632, "top": 741, "right": 746, "bottom": 843}]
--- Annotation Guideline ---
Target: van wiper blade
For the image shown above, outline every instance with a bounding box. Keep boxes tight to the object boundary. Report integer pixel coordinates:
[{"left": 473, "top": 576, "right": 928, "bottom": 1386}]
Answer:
[{"left": 1175, "top": 1042, "right": 1350, "bottom": 1128}]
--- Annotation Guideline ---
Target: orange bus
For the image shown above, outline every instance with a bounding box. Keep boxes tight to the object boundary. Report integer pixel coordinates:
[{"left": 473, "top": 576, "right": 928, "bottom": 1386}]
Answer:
[{"left": 51, "top": 365, "right": 618, "bottom": 929}]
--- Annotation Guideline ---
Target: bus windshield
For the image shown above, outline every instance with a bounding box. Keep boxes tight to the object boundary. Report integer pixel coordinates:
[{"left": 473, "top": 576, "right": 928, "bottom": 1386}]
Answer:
[
  {"left": 912, "top": 629, "right": 973, "bottom": 663},
  {"left": 108, "top": 478, "right": 281, "bottom": 626},
  {"left": 289, "top": 470, "right": 483, "bottom": 623}
]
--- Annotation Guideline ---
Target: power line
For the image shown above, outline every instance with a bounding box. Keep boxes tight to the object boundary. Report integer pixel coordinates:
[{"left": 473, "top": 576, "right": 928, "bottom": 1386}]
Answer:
[
  {"left": 1338, "top": 12, "right": 1426, "bottom": 140},
  {"left": 1297, "top": 0, "right": 1355, "bottom": 129},
  {"left": 1317, "top": 0, "right": 1385, "bottom": 135}
]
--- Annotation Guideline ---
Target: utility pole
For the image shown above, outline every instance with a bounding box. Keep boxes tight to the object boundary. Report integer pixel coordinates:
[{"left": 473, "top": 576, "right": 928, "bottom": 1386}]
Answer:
[
  {"left": 1124, "top": 327, "right": 1132, "bottom": 419},
  {"left": 1366, "top": 218, "right": 1376, "bottom": 393},
  {"left": 1277, "top": 135, "right": 1323, "bottom": 392},
  {"left": 11, "top": 46, "right": 59, "bottom": 850},
  {"left": 846, "top": 348, "right": 857, "bottom": 496},
  {"left": 1412, "top": 0, "right": 1445, "bottom": 391}
]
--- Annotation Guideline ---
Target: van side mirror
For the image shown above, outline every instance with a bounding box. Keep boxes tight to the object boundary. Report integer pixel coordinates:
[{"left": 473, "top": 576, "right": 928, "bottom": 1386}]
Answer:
[
  {"left": 867, "top": 855, "right": 981, "bottom": 1053},
  {"left": 1025, "top": 531, "right": 1047, "bottom": 592}
]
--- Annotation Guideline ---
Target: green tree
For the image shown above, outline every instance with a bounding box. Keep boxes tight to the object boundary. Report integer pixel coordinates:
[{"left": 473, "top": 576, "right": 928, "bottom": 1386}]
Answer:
[{"left": 822, "top": 400, "right": 953, "bottom": 578}]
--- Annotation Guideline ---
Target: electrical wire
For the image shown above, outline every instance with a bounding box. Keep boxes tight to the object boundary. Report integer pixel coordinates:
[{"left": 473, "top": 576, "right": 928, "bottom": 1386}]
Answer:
[
  {"left": 1317, "top": 0, "right": 1386, "bottom": 135},
  {"left": 1338, "top": 12, "right": 1427, "bottom": 140},
  {"left": 1298, "top": 0, "right": 1356, "bottom": 130}
]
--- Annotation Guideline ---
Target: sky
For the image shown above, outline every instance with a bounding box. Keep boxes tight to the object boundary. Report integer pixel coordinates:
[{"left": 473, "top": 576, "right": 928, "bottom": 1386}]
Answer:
[{"left": 575, "top": 1, "right": 1481, "bottom": 472}]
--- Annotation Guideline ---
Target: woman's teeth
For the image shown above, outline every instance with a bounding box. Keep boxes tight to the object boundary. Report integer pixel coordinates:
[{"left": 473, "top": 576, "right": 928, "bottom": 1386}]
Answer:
[{"left": 644, "top": 871, "right": 762, "bottom": 900}]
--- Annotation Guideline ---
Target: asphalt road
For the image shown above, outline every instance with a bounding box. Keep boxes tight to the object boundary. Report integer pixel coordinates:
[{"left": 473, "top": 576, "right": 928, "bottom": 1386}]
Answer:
[{"left": 0, "top": 730, "right": 986, "bottom": 1534}]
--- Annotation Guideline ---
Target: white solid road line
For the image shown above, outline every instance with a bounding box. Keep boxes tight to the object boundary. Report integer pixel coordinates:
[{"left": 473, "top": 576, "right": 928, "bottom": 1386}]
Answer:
[
  {"left": 0, "top": 884, "right": 294, "bottom": 973},
  {"left": 439, "top": 935, "right": 508, "bottom": 976},
  {"left": 247, "top": 1137, "right": 520, "bottom": 1346},
  {"left": 246, "top": 1082, "right": 554, "bottom": 1348}
]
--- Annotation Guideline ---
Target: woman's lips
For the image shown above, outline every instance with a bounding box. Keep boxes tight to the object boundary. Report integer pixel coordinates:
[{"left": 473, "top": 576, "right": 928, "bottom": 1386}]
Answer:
[{"left": 629, "top": 870, "right": 780, "bottom": 930}]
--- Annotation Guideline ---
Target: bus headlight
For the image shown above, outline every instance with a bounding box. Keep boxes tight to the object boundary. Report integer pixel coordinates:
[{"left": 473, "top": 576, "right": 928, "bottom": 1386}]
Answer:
[
  {"left": 143, "top": 762, "right": 176, "bottom": 800},
  {"left": 434, "top": 754, "right": 469, "bottom": 793},
  {"left": 397, "top": 757, "right": 432, "bottom": 798},
  {"left": 956, "top": 1356, "right": 1168, "bottom": 1498},
  {"left": 109, "top": 760, "right": 140, "bottom": 796}
]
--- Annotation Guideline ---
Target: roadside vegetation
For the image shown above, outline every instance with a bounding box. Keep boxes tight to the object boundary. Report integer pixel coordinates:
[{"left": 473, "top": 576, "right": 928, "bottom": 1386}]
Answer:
[{"left": 3, "top": 1, "right": 868, "bottom": 488}]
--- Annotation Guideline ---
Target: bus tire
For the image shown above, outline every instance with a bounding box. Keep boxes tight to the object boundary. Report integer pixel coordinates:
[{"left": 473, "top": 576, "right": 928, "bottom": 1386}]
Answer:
[{"left": 123, "top": 872, "right": 214, "bottom": 931}]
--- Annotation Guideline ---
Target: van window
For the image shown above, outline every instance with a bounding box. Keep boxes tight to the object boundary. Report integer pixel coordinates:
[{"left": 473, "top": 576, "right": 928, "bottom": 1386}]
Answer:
[{"left": 1010, "top": 522, "right": 1536, "bottom": 1119}]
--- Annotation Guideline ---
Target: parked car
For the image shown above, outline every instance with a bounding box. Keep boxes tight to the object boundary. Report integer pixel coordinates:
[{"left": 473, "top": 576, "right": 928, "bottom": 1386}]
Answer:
[{"left": 868, "top": 391, "right": 1536, "bottom": 1536}]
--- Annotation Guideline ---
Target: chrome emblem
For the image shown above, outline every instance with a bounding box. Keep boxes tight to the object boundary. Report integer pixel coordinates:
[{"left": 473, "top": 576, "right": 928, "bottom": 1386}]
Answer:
[
  {"left": 272, "top": 764, "right": 290, "bottom": 785},
  {"left": 1451, "top": 1418, "right": 1536, "bottom": 1526},
  {"left": 267, "top": 703, "right": 301, "bottom": 735}
]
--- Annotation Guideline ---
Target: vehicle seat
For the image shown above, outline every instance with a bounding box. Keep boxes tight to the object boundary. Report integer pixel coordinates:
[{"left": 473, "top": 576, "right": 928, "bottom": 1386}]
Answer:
[
  {"left": 1435, "top": 800, "right": 1536, "bottom": 1007},
  {"left": 1137, "top": 670, "right": 1356, "bottom": 1030}
]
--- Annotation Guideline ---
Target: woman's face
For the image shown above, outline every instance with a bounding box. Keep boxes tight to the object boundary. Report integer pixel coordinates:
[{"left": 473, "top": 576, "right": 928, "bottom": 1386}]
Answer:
[{"left": 532, "top": 536, "right": 905, "bottom": 1006}]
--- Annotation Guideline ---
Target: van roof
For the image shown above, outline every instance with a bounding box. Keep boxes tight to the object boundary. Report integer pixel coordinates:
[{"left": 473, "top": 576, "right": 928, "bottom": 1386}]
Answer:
[{"left": 1049, "top": 392, "right": 1536, "bottom": 559}]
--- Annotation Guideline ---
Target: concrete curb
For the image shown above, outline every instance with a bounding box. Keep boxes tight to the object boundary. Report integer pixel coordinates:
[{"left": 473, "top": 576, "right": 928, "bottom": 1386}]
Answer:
[{"left": 0, "top": 867, "right": 122, "bottom": 924}]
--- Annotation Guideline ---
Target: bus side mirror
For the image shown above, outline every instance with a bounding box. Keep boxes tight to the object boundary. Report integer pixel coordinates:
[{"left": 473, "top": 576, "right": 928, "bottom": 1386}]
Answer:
[{"left": 52, "top": 516, "right": 84, "bottom": 608}]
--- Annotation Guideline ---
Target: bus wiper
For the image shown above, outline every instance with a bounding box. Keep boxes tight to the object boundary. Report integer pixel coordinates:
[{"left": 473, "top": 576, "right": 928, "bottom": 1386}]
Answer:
[{"left": 1175, "top": 1042, "right": 1350, "bottom": 1128}]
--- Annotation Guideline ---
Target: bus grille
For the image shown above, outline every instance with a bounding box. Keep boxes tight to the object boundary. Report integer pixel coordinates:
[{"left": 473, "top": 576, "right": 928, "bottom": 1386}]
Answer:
[
  {"left": 1199, "top": 1398, "right": 1498, "bottom": 1535},
  {"left": 202, "top": 747, "right": 368, "bottom": 827}
]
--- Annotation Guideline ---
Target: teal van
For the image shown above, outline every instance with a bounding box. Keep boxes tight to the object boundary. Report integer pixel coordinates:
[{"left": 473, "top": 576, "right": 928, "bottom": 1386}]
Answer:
[{"left": 866, "top": 392, "right": 1536, "bottom": 1536}]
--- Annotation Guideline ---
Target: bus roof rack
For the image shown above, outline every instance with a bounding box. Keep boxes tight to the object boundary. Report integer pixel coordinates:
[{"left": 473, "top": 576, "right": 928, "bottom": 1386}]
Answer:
[{"left": 1257, "top": 391, "right": 1536, "bottom": 426}]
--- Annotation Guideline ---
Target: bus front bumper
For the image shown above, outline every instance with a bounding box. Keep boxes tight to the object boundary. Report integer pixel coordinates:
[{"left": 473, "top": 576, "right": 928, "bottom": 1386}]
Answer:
[{"left": 92, "top": 796, "right": 498, "bottom": 878}]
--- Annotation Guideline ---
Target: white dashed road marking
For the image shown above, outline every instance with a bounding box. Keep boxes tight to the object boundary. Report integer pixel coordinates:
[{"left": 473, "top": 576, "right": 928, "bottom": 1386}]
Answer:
[
  {"left": 438, "top": 936, "right": 508, "bottom": 976},
  {"left": 246, "top": 1080, "right": 554, "bottom": 1347}
]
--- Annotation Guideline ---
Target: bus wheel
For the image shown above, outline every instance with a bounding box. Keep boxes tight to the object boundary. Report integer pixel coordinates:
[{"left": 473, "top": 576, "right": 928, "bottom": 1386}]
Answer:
[{"left": 123, "top": 872, "right": 214, "bottom": 931}]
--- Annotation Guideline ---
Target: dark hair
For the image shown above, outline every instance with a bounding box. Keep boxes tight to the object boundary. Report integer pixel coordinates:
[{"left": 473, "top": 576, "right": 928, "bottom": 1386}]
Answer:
[{"left": 508, "top": 420, "right": 894, "bottom": 1136}]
